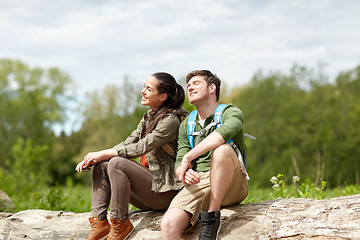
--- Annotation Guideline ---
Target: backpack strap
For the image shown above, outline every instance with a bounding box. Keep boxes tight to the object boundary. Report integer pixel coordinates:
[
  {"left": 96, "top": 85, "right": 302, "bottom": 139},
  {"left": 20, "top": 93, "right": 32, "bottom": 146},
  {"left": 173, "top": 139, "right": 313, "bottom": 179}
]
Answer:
[
  {"left": 187, "top": 110, "right": 198, "bottom": 149},
  {"left": 161, "top": 113, "right": 187, "bottom": 159},
  {"left": 187, "top": 104, "right": 228, "bottom": 149},
  {"left": 161, "top": 143, "right": 176, "bottom": 159},
  {"left": 214, "top": 104, "right": 227, "bottom": 126},
  {"left": 214, "top": 104, "right": 242, "bottom": 156},
  {"left": 186, "top": 104, "right": 255, "bottom": 180}
]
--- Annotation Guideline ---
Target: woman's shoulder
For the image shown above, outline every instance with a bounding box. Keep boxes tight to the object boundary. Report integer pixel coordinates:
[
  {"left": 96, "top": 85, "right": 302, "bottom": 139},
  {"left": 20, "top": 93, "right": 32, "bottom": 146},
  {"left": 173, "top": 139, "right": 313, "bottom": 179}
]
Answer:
[
  {"left": 166, "top": 107, "right": 189, "bottom": 121},
  {"left": 158, "top": 107, "right": 189, "bottom": 126}
]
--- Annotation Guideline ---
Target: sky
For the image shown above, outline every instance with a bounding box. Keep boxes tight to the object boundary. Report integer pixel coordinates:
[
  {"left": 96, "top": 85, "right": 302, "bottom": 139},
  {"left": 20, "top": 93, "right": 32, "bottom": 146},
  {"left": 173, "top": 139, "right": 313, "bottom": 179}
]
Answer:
[
  {"left": 1, "top": 0, "right": 360, "bottom": 133},
  {"left": 1, "top": 0, "right": 360, "bottom": 91}
]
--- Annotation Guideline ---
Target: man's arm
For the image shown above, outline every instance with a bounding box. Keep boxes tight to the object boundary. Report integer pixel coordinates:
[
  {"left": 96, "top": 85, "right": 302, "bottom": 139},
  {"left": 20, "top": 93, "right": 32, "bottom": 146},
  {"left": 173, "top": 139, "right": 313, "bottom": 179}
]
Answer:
[
  {"left": 176, "top": 131, "right": 225, "bottom": 184},
  {"left": 182, "top": 131, "right": 225, "bottom": 163}
]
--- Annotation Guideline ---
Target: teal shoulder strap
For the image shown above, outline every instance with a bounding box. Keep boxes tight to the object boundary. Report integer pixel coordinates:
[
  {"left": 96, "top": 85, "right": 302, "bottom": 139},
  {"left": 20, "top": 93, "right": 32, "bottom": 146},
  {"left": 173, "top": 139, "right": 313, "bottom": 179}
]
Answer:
[
  {"left": 187, "top": 104, "right": 227, "bottom": 149},
  {"left": 214, "top": 104, "right": 227, "bottom": 126},
  {"left": 187, "top": 110, "right": 198, "bottom": 149},
  {"left": 186, "top": 104, "right": 255, "bottom": 172},
  {"left": 215, "top": 104, "right": 239, "bottom": 153}
]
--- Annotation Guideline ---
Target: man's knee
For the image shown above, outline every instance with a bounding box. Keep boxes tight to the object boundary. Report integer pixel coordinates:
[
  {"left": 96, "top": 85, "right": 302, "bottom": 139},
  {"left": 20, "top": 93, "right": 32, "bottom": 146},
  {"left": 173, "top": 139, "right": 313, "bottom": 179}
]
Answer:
[
  {"left": 161, "top": 208, "right": 191, "bottom": 236},
  {"left": 211, "top": 143, "right": 237, "bottom": 165},
  {"left": 161, "top": 210, "right": 178, "bottom": 236},
  {"left": 160, "top": 213, "right": 173, "bottom": 232}
]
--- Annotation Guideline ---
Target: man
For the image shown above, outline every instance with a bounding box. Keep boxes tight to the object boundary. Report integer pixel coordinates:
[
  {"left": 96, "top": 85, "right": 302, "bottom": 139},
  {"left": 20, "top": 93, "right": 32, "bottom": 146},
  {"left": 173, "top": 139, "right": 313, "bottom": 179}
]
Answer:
[{"left": 161, "top": 70, "right": 249, "bottom": 240}]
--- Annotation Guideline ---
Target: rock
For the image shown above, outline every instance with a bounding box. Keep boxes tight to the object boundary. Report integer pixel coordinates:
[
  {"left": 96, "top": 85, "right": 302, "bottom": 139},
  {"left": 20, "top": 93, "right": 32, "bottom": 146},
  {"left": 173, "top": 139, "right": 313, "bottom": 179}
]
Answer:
[
  {"left": 0, "top": 190, "right": 14, "bottom": 212},
  {"left": 0, "top": 194, "right": 359, "bottom": 239}
]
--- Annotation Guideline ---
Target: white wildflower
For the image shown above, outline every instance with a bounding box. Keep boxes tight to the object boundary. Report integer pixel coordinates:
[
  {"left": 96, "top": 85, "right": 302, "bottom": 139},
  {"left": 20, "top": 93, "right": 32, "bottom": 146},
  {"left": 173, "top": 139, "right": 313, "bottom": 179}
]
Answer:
[
  {"left": 270, "top": 176, "right": 278, "bottom": 184},
  {"left": 292, "top": 176, "right": 300, "bottom": 183}
]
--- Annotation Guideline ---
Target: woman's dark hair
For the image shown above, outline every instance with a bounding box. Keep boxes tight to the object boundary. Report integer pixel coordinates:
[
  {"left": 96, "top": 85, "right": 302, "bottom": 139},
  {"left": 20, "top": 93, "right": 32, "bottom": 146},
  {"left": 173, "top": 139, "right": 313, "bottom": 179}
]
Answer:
[{"left": 144, "top": 72, "right": 185, "bottom": 135}]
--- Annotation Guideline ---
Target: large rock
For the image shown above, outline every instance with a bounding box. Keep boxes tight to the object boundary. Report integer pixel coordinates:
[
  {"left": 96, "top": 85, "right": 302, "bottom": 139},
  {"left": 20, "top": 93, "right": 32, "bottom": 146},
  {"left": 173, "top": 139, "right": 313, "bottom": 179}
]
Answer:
[
  {"left": 0, "top": 194, "right": 359, "bottom": 239},
  {"left": 0, "top": 190, "right": 14, "bottom": 212}
]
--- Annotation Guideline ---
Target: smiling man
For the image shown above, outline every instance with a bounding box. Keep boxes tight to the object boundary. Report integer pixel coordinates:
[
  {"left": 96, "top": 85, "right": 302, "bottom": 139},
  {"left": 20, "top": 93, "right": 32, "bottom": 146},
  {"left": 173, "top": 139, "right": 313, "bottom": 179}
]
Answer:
[{"left": 161, "top": 70, "right": 249, "bottom": 240}]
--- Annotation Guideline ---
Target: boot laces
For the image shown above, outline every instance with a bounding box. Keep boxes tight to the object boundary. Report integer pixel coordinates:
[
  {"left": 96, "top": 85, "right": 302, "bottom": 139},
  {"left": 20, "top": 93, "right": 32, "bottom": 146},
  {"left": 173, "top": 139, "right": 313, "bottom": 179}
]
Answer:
[
  {"left": 109, "top": 219, "right": 122, "bottom": 237},
  {"left": 199, "top": 218, "right": 216, "bottom": 239}
]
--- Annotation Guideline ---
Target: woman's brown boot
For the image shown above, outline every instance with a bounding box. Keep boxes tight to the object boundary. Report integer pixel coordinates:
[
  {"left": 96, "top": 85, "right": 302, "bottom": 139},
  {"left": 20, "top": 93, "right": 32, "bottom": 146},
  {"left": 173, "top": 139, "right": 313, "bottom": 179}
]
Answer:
[
  {"left": 87, "top": 216, "right": 110, "bottom": 240},
  {"left": 107, "top": 218, "right": 134, "bottom": 240}
]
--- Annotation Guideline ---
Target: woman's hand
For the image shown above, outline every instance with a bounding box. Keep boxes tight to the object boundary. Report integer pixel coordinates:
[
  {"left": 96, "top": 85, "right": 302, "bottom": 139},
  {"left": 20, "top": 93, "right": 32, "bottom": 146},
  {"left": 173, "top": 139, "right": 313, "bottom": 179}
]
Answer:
[
  {"left": 75, "top": 149, "right": 118, "bottom": 172},
  {"left": 75, "top": 159, "right": 94, "bottom": 172}
]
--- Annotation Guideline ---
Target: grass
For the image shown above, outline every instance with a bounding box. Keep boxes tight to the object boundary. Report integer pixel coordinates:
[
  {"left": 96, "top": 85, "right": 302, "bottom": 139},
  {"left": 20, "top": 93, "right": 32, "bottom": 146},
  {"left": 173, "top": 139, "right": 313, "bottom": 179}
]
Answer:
[
  {"left": 10, "top": 185, "right": 92, "bottom": 213},
  {"left": 5, "top": 174, "right": 360, "bottom": 213}
]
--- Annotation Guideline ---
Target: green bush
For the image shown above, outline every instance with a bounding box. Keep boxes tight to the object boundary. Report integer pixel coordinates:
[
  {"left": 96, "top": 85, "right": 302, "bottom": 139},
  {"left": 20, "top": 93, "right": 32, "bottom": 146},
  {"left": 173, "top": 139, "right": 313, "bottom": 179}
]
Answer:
[{"left": 10, "top": 186, "right": 92, "bottom": 213}]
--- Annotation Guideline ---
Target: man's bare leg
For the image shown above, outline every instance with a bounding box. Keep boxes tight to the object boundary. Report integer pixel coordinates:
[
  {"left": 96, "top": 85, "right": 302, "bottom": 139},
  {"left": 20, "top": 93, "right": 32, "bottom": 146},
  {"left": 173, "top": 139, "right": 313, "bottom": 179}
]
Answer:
[
  {"left": 208, "top": 143, "right": 239, "bottom": 212},
  {"left": 161, "top": 207, "right": 191, "bottom": 240}
]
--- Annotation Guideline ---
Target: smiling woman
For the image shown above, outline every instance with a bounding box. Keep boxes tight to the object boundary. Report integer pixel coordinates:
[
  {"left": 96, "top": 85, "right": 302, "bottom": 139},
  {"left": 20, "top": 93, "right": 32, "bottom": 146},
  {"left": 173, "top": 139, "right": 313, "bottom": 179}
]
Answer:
[
  {"left": 75, "top": 72, "right": 188, "bottom": 240},
  {"left": 141, "top": 76, "right": 167, "bottom": 110}
]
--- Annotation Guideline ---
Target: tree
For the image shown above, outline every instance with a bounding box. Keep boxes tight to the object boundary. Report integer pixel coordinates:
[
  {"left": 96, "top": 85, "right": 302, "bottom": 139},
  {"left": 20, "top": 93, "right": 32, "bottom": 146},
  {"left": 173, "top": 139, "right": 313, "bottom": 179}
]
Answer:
[
  {"left": 0, "top": 58, "right": 73, "bottom": 192},
  {"left": 227, "top": 64, "right": 360, "bottom": 187},
  {"left": 71, "top": 78, "right": 145, "bottom": 184}
]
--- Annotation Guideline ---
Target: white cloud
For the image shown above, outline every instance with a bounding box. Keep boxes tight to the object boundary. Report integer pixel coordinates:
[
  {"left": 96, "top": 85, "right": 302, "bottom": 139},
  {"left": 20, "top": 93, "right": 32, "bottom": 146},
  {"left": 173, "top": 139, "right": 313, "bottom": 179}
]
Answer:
[{"left": 0, "top": 0, "right": 359, "bottom": 94}]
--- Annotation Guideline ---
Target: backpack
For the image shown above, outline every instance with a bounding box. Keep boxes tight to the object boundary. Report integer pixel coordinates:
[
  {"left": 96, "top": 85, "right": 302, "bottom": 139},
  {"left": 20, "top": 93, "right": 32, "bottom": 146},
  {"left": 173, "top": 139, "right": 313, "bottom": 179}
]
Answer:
[
  {"left": 161, "top": 114, "right": 187, "bottom": 159},
  {"left": 186, "top": 104, "right": 255, "bottom": 171}
]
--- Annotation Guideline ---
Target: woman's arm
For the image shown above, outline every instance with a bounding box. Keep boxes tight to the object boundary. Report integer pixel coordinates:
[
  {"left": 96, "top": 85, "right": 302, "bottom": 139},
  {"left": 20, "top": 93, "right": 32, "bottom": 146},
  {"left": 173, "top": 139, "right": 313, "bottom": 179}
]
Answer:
[
  {"left": 75, "top": 148, "right": 118, "bottom": 172},
  {"left": 114, "top": 113, "right": 180, "bottom": 159}
]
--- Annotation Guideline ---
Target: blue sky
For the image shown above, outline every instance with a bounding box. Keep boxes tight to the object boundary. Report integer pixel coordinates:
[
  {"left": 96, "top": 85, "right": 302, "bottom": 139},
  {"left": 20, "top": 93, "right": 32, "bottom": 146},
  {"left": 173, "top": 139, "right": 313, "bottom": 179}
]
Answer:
[{"left": 1, "top": 0, "right": 360, "bottom": 133}]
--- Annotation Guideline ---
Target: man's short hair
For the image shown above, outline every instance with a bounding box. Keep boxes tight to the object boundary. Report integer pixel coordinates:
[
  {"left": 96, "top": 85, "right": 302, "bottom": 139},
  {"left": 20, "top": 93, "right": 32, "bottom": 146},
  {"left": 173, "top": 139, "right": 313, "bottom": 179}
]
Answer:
[{"left": 186, "top": 70, "right": 221, "bottom": 101}]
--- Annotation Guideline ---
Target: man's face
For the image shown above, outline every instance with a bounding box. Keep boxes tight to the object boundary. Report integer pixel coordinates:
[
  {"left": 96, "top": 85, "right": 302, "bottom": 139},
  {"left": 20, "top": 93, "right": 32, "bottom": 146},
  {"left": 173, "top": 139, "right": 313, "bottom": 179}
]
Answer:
[{"left": 187, "top": 75, "right": 211, "bottom": 104}]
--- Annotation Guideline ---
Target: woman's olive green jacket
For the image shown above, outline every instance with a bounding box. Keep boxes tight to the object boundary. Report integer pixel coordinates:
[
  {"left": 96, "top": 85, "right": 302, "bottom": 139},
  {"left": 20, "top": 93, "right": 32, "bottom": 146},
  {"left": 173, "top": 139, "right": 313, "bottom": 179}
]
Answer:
[{"left": 113, "top": 108, "right": 188, "bottom": 193}]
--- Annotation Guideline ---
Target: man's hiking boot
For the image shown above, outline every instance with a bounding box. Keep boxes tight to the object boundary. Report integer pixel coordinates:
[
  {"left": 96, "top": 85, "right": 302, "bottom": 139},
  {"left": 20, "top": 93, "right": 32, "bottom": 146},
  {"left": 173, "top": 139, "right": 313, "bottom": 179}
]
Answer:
[
  {"left": 198, "top": 211, "right": 221, "bottom": 240},
  {"left": 107, "top": 218, "right": 134, "bottom": 240},
  {"left": 87, "top": 216, "right": 110, "bottom": 240}
]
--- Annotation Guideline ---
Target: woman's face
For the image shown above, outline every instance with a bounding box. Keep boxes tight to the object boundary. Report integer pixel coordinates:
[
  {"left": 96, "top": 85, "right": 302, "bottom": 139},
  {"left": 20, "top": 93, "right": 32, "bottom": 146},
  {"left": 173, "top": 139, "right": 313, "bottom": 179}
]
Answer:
[{"left": 141, "top": 76, "right": 167, "bottom": 110}]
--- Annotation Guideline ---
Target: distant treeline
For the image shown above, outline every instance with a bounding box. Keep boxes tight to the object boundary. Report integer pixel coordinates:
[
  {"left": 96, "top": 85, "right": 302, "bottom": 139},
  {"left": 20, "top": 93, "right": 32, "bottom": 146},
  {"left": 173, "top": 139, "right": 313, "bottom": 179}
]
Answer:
[
  {"left": 0, "top": 59, "right": 359, "bottom": 197},
  {"left": 228, "top": 64, "right": 360, "bottom": 187}
]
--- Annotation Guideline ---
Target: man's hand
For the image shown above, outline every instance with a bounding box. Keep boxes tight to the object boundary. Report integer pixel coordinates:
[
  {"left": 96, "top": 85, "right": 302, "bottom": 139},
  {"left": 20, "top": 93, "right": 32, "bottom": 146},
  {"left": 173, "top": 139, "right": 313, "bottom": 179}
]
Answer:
[
  {"left": 176, "top": 157, "right": 200, "bottom": 185},
  {"left": 183, "top": 168, "right": 201, "bottom": 185},
  {"left": 176, "top": 161, "right": 190, "bottom": 183}
]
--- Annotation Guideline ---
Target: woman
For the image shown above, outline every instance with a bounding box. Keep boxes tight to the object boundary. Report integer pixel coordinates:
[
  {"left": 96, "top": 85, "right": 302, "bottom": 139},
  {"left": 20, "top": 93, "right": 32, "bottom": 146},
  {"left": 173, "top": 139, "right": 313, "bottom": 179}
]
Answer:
[{"left": 76, "top": 72, "right": 188, "bottom": 240}]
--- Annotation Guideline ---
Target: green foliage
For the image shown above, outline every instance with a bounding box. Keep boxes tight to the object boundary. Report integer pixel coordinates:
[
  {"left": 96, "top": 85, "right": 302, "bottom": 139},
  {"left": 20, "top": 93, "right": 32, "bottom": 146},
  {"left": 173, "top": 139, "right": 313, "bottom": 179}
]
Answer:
[
  {"left": 269, "top": 174, "right": 327, "bottom": 200},
  {"left": 2, "top": 58, "right": 360, "bottom": 212},
  {"left": 244, "top": 175, "right": 356, "bottom": 204},
  {"left": 0, "top": 58, "right": 73, "bottom": 191},
  {"left": 11, "top": 186, "right": 92, "bottom": 212},
  {"left": 270, "top": 174, "right": 300, "bottom": 199},
  {"left": 244, "top": 185, "right": 272, "bottom": 204},
  {"left": 8, "top": 182, "right": 358, "bottom": 212},
  {"left": 77, "top": 78, "right": 143, "bottom": 151},
  {"left": 228, "top": 64, "right": 360, "bottom": 187},
  {"left": 0, "top": 59, "right": 72, "bottom": 160},
  {"left": 71, "top": 78, "right": 145, "bottom": 185},
  {"left": 329, "top": 184, "right": 360, "bottom": 198},
  {"left": 183, "top": 93, "right": 196, "bottom": 113},
  {"left": 0, "top": 138, "right": 51, "bottom": 195},
  {"left": 297, "top": 178, "right": 327, "bottom": 199}
]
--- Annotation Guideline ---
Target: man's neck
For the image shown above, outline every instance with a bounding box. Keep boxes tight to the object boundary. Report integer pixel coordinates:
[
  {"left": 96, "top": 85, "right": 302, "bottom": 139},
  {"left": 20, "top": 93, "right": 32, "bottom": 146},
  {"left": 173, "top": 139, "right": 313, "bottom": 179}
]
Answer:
[{"left": 196, "top": 101, "right": 219, "bottom": 120}]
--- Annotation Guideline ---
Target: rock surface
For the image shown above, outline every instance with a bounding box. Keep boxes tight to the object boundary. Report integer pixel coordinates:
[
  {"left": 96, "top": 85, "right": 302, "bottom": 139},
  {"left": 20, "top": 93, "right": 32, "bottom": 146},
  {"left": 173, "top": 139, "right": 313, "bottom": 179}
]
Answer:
[
  {"left": 0, "top": 194, "right": 359, "bottom": 240},
  {"left": 0, "top": 191, "right": 14, "bottom": 212}
]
